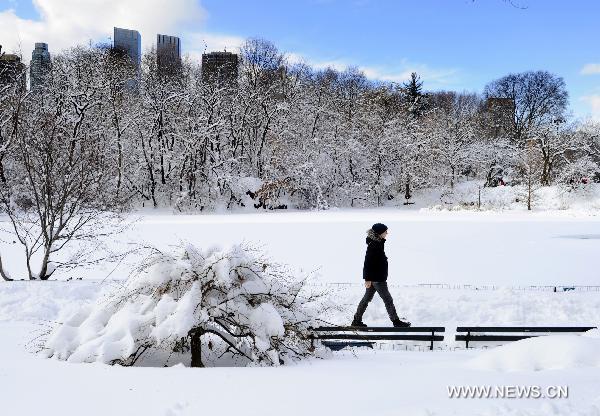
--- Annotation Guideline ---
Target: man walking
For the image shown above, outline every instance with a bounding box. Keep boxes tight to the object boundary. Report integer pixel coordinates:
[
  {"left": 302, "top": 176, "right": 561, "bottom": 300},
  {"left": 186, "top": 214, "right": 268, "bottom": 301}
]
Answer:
[{"left": 352, "top": 223, "right": 411, "bottom": 328}]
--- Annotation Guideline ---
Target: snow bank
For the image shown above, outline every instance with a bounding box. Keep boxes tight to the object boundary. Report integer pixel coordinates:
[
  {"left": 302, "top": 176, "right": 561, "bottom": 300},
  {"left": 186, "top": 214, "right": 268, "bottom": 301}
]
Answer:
[
  {"left": 469, "top": 330, "right": 600, "bottom": 372},
  {"left": 0, "top": 281, "right": 102, "bottom": 322},
  {"left": 417, "top": 181, "right": 600, "bottom": 212}
]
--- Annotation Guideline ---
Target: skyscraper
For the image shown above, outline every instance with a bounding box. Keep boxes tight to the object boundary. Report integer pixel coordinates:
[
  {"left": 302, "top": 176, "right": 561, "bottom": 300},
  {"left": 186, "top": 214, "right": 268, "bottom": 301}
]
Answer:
[
  {"left": 485, "top": 97, "right": 515, "bottom": 139},
  {"left": 30, "top": 43, "right": 51, "bottom": 90},
  {"left": 113, "top": 27, "right": 141, "bottom": 68},
  {"left": 201, "top": 51, "right": 239, "bottom": 83},
  {"left": 157, "top": 34, "right": 181, "bottom": 76},
  {"left": 0, "top": 45, "right": 26, "bottom": 92}
]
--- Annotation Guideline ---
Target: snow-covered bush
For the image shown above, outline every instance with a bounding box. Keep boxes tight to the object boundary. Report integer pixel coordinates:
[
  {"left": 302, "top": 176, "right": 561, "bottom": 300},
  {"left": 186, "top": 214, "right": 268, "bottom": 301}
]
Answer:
[{"left": 43, "top": 243, "right": 336, "bottom": 367}]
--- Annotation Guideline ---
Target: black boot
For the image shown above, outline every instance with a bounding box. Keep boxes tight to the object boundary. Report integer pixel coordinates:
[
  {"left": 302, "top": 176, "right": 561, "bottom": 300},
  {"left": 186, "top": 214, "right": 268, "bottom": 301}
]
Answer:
[
  {"left": 392, "top": 319, "right": 411, "bottom": 328},
  {"left": 351, "top": 318, "right": 367, "bottom": 327}
]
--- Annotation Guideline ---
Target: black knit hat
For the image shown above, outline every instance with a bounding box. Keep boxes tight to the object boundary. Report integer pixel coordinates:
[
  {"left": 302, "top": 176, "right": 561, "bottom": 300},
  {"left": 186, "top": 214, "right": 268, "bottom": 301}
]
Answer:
[{"left": 371, "top": 223, "right": 388, "bottom": 235}]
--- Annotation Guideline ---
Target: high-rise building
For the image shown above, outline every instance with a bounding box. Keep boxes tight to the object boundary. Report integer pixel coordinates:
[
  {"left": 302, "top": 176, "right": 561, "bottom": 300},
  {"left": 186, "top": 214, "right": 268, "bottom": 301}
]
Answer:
[
  {"left": 113, "top": 27, "right": 141, "bottom": 68},
  {"left": 485, "top": 97, "right": 515, "bottom": 139},
  {"left": 30, "top": 42, "right": 51, "bottom": 89},
  {"left": 201, "top": 51, "right": 238, "bottom": 83},
  {"left": 0, "top": 45, "right": 26, "bottom": 92},
  {"left": 157, "top": 34, "right": 181, "bottom": 76}
]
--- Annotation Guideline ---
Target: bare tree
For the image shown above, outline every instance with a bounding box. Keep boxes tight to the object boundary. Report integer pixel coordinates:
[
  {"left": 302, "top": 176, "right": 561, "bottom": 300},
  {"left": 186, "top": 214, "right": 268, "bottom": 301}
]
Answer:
[
  {"left": 0, "top": 52, "right": 29, "bottom": 281},
  {"left": 427, "top": 92, "right": 482, "bottom": 188},
  {"left": 514, "top": 140, "right": 544, "bottom": 210},
  {"left": 530, "top": 120, "right": 591, "bottom": 185},
  {"left": 484, "top": 71, "right": 568, "bottom": 144},
  {"left": 0, "top": 46, "right": 124, "bottom": 280}
]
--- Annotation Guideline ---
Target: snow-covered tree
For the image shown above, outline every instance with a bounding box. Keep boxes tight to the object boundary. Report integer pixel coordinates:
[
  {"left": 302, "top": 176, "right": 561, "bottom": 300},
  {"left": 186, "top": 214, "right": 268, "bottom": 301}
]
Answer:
[
  {"left": 44, "top": 243, "right": 336, "bottom": 367},
  {"left": 402, "top": 72, "right": 428, "bottom": 118},
  {"left": 0, "top": 39, "right": 597, "bottom": 224},
  {"left": 0, "top": 46, "right": 125, "bottom": 280},
  {"left": 530, "top": 120, "right": 591, "bottom": 186}
]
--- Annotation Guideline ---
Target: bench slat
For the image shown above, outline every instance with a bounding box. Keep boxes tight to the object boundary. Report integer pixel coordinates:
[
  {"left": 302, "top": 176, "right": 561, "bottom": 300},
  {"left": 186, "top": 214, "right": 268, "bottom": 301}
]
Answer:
[
  {"left": 455, "top": 334, "right": 540, "bottom": 342},
  {"left": 456, "top": 326, "right": 596, "bottom": 333},
  {"left": 314, "top": 326, "right": 445, "bottom": 332},
  {"left": 314, "top": 334, "right": 444, "bottom": 341},
  {"left": 322, "top": 341, "right": 374, "bottom": 351}
]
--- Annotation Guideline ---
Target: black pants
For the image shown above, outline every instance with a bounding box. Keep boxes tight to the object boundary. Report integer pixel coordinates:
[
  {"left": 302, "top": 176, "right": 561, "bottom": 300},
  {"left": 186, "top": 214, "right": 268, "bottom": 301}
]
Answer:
[{"left": 354, "top": 281, "right": 399, "bottom": 322}]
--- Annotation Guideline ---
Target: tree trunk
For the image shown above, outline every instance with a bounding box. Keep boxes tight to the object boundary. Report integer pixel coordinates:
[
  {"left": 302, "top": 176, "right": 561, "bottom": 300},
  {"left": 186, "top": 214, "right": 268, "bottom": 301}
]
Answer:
[
  {"left": 527, "top": 174, "right": 532, "bottom": 211},
  {"left": 0, "top": 158, "right": 6, "bottom": 184},
  {"left": 541, "top": 157, "right": 550, "bottom": 186},
  {"left": 38, "top": 246, "right": 51, "bottom": 280},
  {"left": 25, "top": 249, "right": 35, "bottom": 280},
  {"left": 116, "top": 135, "right": 123, "bottom": 197},
  {"left": 540, "top": 145, "right": 551, "bottom": 186},
  {"left": 190, "top": 329, "right": 204, "bottom": 368},
  {"left": 0, "top": 256, "right": 13, "bottom": 281}
]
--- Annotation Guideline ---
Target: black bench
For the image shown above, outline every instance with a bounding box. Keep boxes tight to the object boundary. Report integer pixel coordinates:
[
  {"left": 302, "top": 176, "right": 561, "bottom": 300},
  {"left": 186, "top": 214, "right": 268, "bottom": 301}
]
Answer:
[
  {"left": 311, "top": 326, "right": 445, "bottom": 351},
  {"left": 455, "top": 326, "right": 597, "bottom": 348}
]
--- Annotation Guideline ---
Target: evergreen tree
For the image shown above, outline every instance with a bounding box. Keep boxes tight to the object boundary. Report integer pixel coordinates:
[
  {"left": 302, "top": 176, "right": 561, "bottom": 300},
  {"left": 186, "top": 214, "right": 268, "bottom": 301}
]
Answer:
[{"left": 402, "top": 72, "right": 427, "bottom": 117}]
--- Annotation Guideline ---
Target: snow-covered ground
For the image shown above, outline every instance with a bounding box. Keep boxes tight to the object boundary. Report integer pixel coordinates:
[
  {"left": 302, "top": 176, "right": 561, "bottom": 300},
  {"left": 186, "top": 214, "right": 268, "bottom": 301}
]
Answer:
[
  {"left": 1, "top": 280, "right": 600, "bottom": 415},
  {"left": 2, "top": 209, "right": 600, "bottom": 415}
]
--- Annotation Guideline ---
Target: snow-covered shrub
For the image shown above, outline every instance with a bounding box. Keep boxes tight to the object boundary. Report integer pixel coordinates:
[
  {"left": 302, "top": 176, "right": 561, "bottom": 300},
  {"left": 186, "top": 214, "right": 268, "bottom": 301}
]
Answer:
[
  {"left": 423, "top": 181, "right": 517, "bottom": 211},
  {"left": 228, "top": 176, "right": 263, "bottom": 209},
  {"left": 43, "top": 244, "right": 336, "bottom": 367}
]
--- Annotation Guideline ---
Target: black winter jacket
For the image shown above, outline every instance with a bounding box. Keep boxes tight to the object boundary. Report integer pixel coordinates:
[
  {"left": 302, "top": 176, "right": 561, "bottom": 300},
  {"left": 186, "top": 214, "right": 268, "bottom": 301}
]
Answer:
[{"left": 362, "top": 235, "right": 388, "bottom": 282}]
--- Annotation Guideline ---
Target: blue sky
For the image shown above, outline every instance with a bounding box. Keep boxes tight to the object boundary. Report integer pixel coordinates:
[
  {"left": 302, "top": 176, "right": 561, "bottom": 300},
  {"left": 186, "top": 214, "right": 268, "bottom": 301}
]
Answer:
[{"left": 2, "top": 0, "right": 599, "bottom": 118}]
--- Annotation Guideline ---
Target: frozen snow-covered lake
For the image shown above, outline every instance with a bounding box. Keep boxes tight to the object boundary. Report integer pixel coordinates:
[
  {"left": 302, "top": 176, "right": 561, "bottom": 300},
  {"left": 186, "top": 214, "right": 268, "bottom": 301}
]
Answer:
[{"left": 4, "top": 209, "right": 596, "bottom": 285}]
